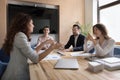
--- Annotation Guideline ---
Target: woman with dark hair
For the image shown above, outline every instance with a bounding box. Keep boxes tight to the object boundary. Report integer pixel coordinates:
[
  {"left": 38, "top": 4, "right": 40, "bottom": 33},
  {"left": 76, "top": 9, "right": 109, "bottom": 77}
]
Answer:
[
  {"left": 1, "top": 13, "right": 62, "bottom": 80},
  {"left": 84, "top": 23, "right": 115, "bottom": 57},
  {"left": 36, "top": 26, "right": 54, "bottom": 50}
]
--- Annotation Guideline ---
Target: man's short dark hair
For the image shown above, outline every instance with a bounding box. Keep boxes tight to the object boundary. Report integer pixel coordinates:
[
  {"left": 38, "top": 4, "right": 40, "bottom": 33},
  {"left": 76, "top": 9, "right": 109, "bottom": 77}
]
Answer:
[
  {"left": 39, "top": 26, "right": 50, "bottom": 33},
  {"left": 73, "top": 24, "right": 81, "bottom": 30},
  {"left": 43, "top": 26, "right": 50, "bottom": 30}
]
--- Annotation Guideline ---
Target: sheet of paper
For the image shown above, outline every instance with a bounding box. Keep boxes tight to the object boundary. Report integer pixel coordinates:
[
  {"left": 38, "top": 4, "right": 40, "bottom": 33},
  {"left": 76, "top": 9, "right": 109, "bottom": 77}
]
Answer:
[
  {"left": 71, "top": 52, "right": 91, "bottom": 57},
  {"left": 43, "top": 54, "right": 61, "bottom": 60}
]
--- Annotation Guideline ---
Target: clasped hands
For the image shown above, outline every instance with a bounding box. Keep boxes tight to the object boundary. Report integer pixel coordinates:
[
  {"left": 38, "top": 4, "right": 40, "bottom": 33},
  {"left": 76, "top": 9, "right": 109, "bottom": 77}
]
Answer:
[
  {"left": 86, "top": 33, "right": 97, "bottom": 45},
  {"left": 42, "top": 39, "right": 63, "bottom": 50}
]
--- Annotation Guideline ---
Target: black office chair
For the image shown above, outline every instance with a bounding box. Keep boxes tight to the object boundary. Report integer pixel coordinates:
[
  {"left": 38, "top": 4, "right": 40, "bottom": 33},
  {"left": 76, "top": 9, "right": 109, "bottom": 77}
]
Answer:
[
  {"left": 0, "top": 49, "right": 10, "bottom": 78},
  {"left": 114, "top": 47, "right": 120, "bottom": 58}
]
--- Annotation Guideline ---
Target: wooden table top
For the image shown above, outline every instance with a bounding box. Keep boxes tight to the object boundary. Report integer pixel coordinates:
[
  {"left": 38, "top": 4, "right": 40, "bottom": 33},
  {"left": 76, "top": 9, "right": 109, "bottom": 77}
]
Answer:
[{"left": 29, "top": 51, "right": 120, "bottom": 80}]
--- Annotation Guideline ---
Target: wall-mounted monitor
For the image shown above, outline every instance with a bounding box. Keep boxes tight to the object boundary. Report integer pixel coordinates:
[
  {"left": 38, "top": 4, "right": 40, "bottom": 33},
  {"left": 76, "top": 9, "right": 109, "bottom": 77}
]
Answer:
[{"left": 7, "top": 1, "right": 59, "bottom": 34}]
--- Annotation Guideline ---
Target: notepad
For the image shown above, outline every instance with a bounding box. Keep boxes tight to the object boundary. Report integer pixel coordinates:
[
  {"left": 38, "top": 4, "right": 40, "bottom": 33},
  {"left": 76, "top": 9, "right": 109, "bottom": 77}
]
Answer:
[
  {"left": 101, "top": 57, "right": 120, "bottom": 64},
  {"left": 54, "top": 59, "right": 79, "bottom": 69},
  {"left": 94, "top": 57, "right": 120, "bottom": 71}
]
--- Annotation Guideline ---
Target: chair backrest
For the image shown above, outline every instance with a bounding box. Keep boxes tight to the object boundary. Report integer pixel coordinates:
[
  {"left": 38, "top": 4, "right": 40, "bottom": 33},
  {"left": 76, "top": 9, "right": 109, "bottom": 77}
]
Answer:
[
  {"left": 0, "top": 49, "right": 9, "bottom": 79},
  {"left": 0, "top": 49, "right": 10, "bottom": 63},
  {"left": 89, "top": 48, "right": 95, "bottom": 53},
  {"left": 114, "top": 46, "right": 120, "bottom": 58},
  {"left": 0, "top": 61, "right": 8, "bottom": 78}
]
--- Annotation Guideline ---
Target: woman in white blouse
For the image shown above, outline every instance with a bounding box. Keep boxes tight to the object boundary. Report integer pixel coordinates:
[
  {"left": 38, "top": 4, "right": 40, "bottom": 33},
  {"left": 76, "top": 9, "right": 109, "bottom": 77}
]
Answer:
[
  {"left": 84, "top": 23, "right": 115, "bottom": 57},
  {"left": 36, "top": 26, "right": 54, "bottom": 50}
]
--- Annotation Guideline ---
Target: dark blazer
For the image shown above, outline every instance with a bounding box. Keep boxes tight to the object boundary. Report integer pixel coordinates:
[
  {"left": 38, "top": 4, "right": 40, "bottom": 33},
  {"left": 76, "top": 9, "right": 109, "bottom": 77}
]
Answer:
[{"left": 65, "top": 34, "right": 85, "bottom": 51}]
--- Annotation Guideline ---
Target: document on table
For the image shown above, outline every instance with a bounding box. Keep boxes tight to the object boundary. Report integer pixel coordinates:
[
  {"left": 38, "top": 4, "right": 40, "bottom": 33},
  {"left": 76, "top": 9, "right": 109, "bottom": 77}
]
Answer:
[
  {"left": 71, "top": 52, "right": 92, "bottom": 57},
  {"left": 28, "top": 54, "right": 61, "bottom": 63},
  {"left": 94, "top": 57, "right": 120, "bottom": 71},
  {"left": 101, "top": 57, "right": 120, "bottom": 64},
  {"left": 43, "top": 54, "right": 61, "bottom": 60}
]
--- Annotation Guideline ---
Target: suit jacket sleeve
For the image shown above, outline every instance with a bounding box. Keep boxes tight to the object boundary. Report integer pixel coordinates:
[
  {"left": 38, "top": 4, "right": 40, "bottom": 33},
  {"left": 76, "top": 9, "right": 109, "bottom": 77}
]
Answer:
[{"left": 64, "top": 35, "right": 73, "bottom": 49}]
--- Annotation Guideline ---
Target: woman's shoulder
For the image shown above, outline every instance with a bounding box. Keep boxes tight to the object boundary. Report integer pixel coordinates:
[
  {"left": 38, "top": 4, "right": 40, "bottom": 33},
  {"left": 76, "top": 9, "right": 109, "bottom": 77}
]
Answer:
[
  {"left": 15, "top": 32, "right": 27, "bottom": 39},
  {"left": 14, "top": 32, "right": 29, "bottom": 47},
  {"left": 108, "top": 38, "right": 115, "bottom": 43},
  {"left": 38, "top": 35, "right": 44, "bottom": 38},
  {"left": 16, "top": 32, "right": 25, "bottom": 36},
  {"left": 108, "top": 38, "right": 115, "bottom": 41},
  {"left": 49, "top": 35, "right": 54, "bottom": 40},
  {"left": 38, "top": 35, "right": 44, "bottom": 40}
]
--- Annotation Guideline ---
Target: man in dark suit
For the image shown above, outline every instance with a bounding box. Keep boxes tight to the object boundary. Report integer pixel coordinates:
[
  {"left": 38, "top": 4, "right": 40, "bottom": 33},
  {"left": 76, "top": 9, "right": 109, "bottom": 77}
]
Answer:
[{"left": 64, "top": 24, "right": 85, "bottom": 51}]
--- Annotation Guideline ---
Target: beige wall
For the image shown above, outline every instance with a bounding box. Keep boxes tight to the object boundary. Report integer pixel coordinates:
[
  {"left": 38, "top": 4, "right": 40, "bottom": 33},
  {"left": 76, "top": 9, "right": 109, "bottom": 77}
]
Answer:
[
  {"left": 85, "top": 0, "right": 93, "bottom": 25},
  {"left": 0, "top": 0, "right": 7, "bottom": 48},
  {"left": 0, "top": 0, "right": 85, "bottom": 48}
]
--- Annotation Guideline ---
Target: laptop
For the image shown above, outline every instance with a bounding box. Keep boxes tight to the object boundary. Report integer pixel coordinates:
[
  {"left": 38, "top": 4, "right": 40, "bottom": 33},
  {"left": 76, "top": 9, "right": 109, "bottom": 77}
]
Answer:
[{"left": 54, "top": 58, "right": 79, "bottom": 69}]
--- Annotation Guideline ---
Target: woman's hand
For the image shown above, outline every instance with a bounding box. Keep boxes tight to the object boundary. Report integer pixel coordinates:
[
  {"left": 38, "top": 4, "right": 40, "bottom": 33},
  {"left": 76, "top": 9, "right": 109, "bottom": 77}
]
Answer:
[
  {"left": 87, "top": 33, "right": 97, "bottom": 45},
  {"left": 35, "top": 39, "right": 55, "bottom": 52},
  {"left": 87, "top": 33, "right": 93, "bottom": 40}
]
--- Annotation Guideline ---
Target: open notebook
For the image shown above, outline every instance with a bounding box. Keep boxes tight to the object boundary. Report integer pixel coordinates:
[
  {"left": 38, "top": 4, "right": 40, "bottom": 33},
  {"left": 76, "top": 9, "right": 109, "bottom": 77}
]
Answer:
[
  {"left": 94, "top": 57, "right": 120, "bottom": 71},
  {"left": 54, "top": 58, "right": 79, "bottom": 69},
  {"left": 101, "top": 57, "right": 120, "bottom": 64}
]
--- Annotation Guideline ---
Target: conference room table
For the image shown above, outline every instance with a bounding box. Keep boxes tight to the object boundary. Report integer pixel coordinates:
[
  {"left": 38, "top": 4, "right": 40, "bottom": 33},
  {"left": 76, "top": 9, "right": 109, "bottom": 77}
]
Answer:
[{"left": 29, "top": 51, "right": 120, "bottom": 80}]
